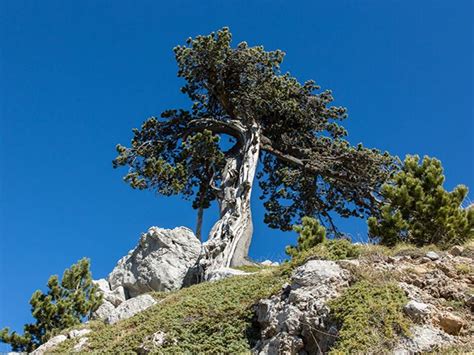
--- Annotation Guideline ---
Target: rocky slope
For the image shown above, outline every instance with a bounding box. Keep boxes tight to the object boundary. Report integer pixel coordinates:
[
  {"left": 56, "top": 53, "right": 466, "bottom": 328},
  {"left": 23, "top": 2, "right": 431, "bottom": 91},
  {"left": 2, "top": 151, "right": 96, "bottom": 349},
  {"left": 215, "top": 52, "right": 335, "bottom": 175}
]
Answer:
[{"left": 27, "top": 228, "right": 473, "bottom": 354}]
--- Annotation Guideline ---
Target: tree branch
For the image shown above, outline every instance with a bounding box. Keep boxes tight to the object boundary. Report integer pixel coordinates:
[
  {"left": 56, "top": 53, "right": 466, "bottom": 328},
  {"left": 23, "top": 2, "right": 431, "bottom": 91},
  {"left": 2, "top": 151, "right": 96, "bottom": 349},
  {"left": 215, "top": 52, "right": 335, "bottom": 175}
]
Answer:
[{"left": 184, "top": 117, "right": 246, "bottom": 142}]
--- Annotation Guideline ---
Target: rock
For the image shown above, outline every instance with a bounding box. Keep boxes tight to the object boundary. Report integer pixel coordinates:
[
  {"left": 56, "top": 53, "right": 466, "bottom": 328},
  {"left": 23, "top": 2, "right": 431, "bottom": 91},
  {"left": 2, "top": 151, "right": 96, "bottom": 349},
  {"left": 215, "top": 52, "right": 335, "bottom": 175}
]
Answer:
[
  {"left": 466, "top": 294, "right": 474, "bottom": 312},
  {"left": 449, "top": 246, "right": 464, "bottom": 256},
  {"left": 253, "top": 260, "right": 350, "bottom": 354},
  {"left": 438, "top": 312, "right": 466, "bottom": 335},
  {"left": 292, "top": 259, "right": 348, "bottom": 287},
  {"left": 106, "top": 294, "right": 158, "bottom": 324},
  {"left": 395, "top": 325, "right": 453, "bottom": 353},
  {"left": 93, "top": 278, "right": 110, "bottom": 293},
  {"left": 73, "top": 337, "right": 88, "bottom": 352},
  {"left": 261, "top": 260, "right": 279, "bottom": 267},
  {"left": 138, "top": 331, "right": 176, "bottom": 354},
  {"left": 425, "top": 251, "right": 440, "bottom": 261},
  {"left": 104, "top": 286, "right": 126, "bottom": 307},
  {"left": 206, "top": 267, "right": 250, "bottom": 282},
  {"left": 31, "top": 334, "right": 67, "bottom": 355},
  {"left": 68, "top": 328, "right": 91, "bottom": 338},
  {"left": 404, "top": 300, "right": 431, "bottom": 322},
  {"left": 108, "top": 227, "right": 201, "bottom": 297},
  {"left": 94, "top": 278, "right": 126, "bottom": 307},
  {"left": 92, "top": 300, "right": 115, "bottom": 321}
]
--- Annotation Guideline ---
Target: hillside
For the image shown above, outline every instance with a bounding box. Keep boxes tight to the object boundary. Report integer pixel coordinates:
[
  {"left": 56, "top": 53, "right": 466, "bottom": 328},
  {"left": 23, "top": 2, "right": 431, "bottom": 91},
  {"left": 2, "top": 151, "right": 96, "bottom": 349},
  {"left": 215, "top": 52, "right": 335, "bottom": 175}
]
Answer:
[{"left": 30, "top": 240, "right": 473, "bottom": 354}]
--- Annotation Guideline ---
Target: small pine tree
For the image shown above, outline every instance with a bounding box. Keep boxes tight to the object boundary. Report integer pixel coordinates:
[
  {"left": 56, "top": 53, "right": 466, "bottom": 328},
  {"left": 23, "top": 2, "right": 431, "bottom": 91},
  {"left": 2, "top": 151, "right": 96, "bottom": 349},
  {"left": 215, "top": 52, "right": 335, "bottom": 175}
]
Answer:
[
  {"left": 286, "top": 216, "right": 327, "bottom": 257},
  {"left": 368, "top": 155, "right": 474, "bottom": 248},
  {"left": 0, "top": 258, "right": 102, "bottom": 352}
]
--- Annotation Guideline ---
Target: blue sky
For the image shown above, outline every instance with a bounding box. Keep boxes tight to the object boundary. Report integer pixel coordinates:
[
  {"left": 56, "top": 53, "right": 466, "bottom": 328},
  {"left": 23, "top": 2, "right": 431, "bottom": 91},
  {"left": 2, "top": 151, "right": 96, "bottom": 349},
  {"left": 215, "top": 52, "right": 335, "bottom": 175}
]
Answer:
[{"left": 0, "top": 0, "right": 472, "bottom": 348}]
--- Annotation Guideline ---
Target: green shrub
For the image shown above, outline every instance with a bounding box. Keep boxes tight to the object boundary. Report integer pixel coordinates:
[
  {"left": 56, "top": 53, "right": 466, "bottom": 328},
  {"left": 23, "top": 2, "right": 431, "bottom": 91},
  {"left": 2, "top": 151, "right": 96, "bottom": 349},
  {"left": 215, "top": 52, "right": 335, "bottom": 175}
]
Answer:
[
  {"left": 328, "top": 280, "right": 410, "bottom": 353},
  {"left": 0, "top": 258, "right": 102, "bottom": 352},
  {"left": 368, "top": 155, "right": 474, "bottom": 248},
  {"left": 286, "top": 216, "right": 326, "bottom": 257}
]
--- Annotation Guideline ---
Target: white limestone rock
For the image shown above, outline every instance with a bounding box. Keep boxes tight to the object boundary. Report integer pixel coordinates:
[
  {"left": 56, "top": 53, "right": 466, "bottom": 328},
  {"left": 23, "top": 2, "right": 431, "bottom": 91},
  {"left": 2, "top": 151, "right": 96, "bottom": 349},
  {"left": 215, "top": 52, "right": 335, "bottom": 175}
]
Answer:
[
  {"left": 31, "top": 334, "right": 67, "bottom": 355},
  {"left": 106, "top": 294, "right": 157, "bottom": 324},
  {"left": 395, "top": 325, "right": 453, "bottom": 353},
  {"left": 404, "top": 300, "right": 431, "bottom": 322},
  {"left": 206, "top": 267, "right": 250, "bottom": 282},
  {"left": 91, "top": 300, "right": 115, "bottom": 321},
  {"left": 68, "top": 328, "right": 91, "bottom": 338},
  {"left": 108, "top": 227, "right": 201, "bottom": 297},
  {"left": 254, "top": 260, "right": 350, "bottom": 354}
]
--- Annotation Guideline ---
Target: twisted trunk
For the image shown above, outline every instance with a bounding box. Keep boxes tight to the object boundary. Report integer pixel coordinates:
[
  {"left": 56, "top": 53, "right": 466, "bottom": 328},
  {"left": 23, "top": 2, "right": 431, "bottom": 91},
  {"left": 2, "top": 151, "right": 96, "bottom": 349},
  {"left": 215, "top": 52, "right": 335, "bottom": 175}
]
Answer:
[{"left": 199, "top": 123, "right": 261, "bottom": 278}]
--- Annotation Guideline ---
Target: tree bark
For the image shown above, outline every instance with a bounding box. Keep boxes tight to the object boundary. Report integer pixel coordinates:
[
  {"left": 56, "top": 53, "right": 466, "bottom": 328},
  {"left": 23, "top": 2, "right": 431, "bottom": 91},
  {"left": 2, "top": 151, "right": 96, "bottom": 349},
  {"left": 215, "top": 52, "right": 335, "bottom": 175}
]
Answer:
[{"left": 199, "top": 122, "right": 261, "bottom": 278}]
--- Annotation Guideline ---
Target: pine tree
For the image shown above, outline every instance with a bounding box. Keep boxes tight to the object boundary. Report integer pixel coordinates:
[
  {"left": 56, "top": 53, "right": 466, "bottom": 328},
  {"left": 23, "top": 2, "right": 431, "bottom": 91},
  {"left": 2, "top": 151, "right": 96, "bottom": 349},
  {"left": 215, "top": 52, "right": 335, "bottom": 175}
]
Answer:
[
  {"left": 286, "top": 217, "right": 327, "bottom": 257},
  {"left": 0, "top": 258, "right": 102, "bottom": 352},
  {"left": 368, "top": 155, "right": 474, "bottom": 248},
  {"left": 113, "top": 27, "right": 396, "bottom": 274}
]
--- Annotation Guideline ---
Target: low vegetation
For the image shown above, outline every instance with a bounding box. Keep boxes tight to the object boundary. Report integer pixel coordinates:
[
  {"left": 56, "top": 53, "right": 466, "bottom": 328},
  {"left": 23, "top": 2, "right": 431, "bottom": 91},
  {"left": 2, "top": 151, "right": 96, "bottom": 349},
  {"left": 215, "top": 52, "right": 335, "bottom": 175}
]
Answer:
[
  {"left": 328, "top": 278, "right": 410, "bottom": 353},
  {"left": 55, "top": 269, "right": 288, "bottom": 353}
]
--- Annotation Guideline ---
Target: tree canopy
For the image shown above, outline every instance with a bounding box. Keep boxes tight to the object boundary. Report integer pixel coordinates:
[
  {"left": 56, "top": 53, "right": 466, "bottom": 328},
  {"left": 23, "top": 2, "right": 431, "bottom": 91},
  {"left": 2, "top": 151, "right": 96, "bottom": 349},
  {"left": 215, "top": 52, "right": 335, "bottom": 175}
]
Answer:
[
  {"left": 368, "top": 155, "right": 474, "bottom": 247},
  {"left": 113, "top": 27, "right": 396, "bottom": 240},
  {"left": 0, "top": 258, "right": 102, "bottom": 352}
]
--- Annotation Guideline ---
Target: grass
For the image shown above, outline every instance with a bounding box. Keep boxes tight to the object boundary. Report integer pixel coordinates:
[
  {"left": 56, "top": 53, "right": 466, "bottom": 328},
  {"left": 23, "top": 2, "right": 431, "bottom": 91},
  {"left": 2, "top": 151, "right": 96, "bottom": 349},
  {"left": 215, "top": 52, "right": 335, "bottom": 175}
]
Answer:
[
  {"left": 454, "top": 263, "right": 472, "bottom": 275},
  {"left": 54, "top": 268, "right": 288, "bottom": 354}
]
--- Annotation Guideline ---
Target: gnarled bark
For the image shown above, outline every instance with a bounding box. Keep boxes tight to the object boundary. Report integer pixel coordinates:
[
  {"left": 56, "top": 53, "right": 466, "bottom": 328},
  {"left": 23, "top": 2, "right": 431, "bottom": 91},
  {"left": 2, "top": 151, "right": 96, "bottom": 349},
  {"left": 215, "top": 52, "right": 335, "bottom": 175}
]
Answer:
[{"left": 199, "top": 123, "right": 261, "bottom": 278}]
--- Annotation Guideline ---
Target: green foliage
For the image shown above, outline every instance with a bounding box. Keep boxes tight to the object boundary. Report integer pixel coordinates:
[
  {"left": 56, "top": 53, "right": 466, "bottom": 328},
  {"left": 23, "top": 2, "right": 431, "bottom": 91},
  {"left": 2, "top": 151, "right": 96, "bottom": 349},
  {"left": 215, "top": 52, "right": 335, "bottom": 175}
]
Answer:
[
  {"left": 328, "top": 280, "right": 410, "bottom": 353},
  {"left": 56, "top": 270, "right": 288, "bottom": 353},
  {"left": 368, "top": 155, "right": 474, "bottom": 248},
  {"left": 285, "top": 217, "right": 360, "bottom": 267},
  {"left": 114, "top": 27, "right": 397, "bottom": 236},
  {"left": 0, "top": 258, "right": 102, "bottom": 352},
  {"left": 286, "top": 216, "right": 326, "bottom": 257}
]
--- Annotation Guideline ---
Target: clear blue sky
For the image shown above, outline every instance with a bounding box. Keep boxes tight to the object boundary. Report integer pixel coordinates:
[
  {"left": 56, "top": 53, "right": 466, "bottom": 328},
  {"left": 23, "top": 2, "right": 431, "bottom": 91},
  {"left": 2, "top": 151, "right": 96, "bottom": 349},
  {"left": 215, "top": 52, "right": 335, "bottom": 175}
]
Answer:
[{"left": 0, "top": 0, "right": 472, "bottom": 348}]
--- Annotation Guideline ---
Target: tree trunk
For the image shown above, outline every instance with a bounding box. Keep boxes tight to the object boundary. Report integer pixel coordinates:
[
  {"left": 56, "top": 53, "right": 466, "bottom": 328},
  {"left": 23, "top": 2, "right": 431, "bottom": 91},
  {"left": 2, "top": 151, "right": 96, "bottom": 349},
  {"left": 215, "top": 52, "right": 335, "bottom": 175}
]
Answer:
[
  {"left": 199, "top": 123, "right": 260, "bottom": 278},
  {"left": 196, "top": 205, "right": 203, "bottom": 242}
]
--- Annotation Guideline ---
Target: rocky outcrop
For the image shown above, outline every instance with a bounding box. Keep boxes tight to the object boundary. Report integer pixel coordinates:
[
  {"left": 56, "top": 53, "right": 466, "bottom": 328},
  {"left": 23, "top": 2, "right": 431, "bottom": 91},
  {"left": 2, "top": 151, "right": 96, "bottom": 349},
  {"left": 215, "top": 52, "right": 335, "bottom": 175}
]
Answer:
[
  {"left": 30, "top": 328, "right": 91, "bottom": 354},
  {"left": 106, "top": 294, "right": 158, "bottom": 324},
  {"left": 108, "top": 227, "right": 201, "bottom": 297},
  {"left": 31, "top": 335, "right": 68, "bottom": 355},
  {"left": 253, "top": 260, "right": 351, "bottom": 354},
  {"left": 206, "top": 267, "right": 251, "bottom": 282}
]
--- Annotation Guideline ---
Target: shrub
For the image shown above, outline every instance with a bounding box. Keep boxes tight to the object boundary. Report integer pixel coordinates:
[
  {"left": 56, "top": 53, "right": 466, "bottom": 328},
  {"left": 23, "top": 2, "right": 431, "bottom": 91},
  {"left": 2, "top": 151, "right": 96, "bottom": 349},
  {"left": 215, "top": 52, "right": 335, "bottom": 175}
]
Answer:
[
  {"left": 286, "top": 216, "right": 327, "bottom": 257},
  {"left": 0, "top": 258, "right": 102, "bottom": 352},
  {"left": 328, "top": 280, "right": 410, "bottom": 353},
  {"left": 368, "top": 155, "right": 474, "bottom": 248}
]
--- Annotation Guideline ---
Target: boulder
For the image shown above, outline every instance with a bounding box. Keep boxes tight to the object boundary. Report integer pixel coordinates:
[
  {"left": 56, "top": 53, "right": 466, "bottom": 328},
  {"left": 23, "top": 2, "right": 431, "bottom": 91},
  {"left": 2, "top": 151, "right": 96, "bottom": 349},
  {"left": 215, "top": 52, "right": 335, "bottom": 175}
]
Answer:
[
  {"left": 31, "top": 334, "right": 67, "bottom": 355},
  {"left": 106, "top": 294, "right": 158, "bottom": 324},
  {"left": 92, "top": 300, "right": 115, "bottom": 321},
  {"left": 108, "top": 227, "right": 201, "bottom": 297}
]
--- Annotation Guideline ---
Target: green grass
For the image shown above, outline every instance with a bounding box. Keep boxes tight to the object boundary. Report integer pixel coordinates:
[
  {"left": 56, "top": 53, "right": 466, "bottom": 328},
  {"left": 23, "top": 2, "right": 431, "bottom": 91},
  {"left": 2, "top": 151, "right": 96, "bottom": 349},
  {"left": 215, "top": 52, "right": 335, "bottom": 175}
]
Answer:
[{"left": 55, "top": 269, "right": 288, "bottom": 354}]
